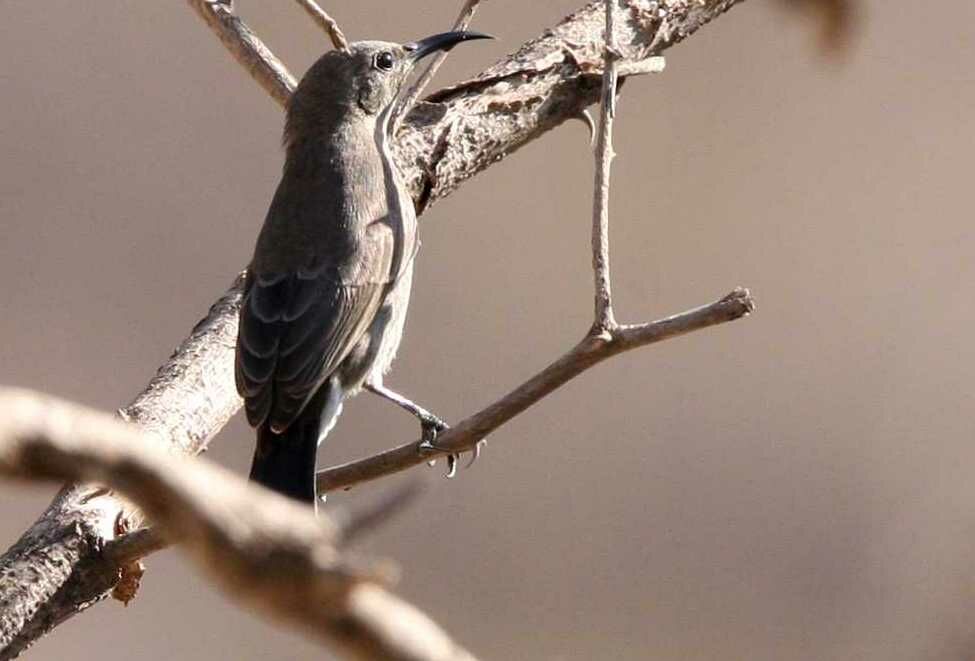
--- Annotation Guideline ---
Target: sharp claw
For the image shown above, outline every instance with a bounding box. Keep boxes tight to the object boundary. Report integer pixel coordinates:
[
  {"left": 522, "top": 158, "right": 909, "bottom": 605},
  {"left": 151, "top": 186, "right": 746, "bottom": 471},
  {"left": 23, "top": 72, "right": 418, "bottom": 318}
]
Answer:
[
  {"left": 444, "top": 454, "right": 458, "bottom": 479},
  {"left": 464, "top": 439, "right": 486, "bottom": 469},
  {"left": 464, "top": 446, "right": 477, "bottom": 470}
]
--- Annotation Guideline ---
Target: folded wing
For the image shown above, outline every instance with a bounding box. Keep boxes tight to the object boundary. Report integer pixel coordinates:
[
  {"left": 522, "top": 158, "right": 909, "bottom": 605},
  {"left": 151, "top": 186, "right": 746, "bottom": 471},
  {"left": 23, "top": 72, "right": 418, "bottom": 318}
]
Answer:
[{"left": 235, "top": 267, "right": 384, "bottom": 433}]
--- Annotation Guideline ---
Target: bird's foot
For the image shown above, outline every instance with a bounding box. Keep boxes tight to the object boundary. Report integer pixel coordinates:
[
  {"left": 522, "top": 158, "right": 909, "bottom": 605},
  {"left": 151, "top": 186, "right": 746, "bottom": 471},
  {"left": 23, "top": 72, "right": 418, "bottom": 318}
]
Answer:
[
  {"left": 417, "top": 412, "right": 449, "bottom": 453},
  {"left": 417, "top": 414, "right": 460, "bottom": 476},
  {"left": 418, "top": 421, "right": 488, "bottom": 479}
]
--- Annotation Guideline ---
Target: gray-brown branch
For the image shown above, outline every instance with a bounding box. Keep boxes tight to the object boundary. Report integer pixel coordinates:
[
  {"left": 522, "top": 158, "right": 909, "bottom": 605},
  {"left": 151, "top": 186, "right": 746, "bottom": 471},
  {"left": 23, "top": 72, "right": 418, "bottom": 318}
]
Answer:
[
  {"left": 0, "top": 389, "right": 476, "bottom": 661},
  {"left": 591, "top": 0, "right": 622, "bottom": 330},
  {"left": 293, "top": 0, "right": 350, "bottom": 52},
  {"left": 317, "top": 288, "right": 754, "bottom": 492},
  {"left": 0, "top": 0, "right": 747, "bottom": 657},
  {"left": 187, "top": 1, "right": 295, "bottom": 107},
  {"left": 394, "top": 0, "right": 485, "bottom": 132}
]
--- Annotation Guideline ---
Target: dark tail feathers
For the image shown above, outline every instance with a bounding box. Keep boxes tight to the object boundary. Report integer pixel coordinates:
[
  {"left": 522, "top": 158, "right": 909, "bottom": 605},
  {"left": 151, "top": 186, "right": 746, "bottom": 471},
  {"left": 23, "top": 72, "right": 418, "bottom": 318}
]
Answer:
[{"left": 250, "top": 405, "right": 321, "bottom": 504}]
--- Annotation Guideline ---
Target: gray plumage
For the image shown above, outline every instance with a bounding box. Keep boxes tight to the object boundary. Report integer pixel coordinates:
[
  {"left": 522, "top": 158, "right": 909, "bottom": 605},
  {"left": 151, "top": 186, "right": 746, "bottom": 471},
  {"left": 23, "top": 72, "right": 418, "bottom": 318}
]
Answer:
[{"left": 235, "top": 33, "right": 490, "bottom": 503}]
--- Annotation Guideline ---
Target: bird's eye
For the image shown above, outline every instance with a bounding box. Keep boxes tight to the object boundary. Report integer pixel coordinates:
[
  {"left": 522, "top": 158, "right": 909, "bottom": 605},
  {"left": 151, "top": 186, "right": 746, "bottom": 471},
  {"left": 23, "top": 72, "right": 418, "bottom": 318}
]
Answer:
[{"left": 374, "top": 51, "right": 395, "bottom": 71}]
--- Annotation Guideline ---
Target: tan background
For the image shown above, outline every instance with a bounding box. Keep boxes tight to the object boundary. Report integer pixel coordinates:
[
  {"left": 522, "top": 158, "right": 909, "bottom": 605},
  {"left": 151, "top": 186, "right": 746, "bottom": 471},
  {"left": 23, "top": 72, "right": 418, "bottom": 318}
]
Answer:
[{"left": 2, "top": 1, "right": 974, "bottom": 659}]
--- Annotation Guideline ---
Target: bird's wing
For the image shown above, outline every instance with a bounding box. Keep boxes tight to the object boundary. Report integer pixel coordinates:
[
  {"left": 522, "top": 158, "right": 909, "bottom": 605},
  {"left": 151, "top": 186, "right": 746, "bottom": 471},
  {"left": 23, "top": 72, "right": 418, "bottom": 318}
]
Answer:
[{"left": 235, "top": 265, "right": 386, "bottom": 433}]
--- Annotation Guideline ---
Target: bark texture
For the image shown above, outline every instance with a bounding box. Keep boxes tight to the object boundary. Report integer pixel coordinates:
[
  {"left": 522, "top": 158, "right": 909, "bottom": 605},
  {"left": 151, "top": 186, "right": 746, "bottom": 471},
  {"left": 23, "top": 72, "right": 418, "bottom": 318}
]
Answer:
[{"left": 0, "top": 388, "right": 476, "bottom": 661}]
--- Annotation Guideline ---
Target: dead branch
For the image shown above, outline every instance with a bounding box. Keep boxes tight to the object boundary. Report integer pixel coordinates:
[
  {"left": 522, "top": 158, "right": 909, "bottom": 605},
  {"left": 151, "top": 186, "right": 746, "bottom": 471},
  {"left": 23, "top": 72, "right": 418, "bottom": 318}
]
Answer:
[
  {"left": 591, "top": 0, "right": 622, "bottom": 329},
  {"left": 186, "top": 2, "right": 295, "bottom": 107},
  {"left": 318, "top": 288, "right": 754, "bottom": 492},
  {"left": 394, "top": 0, "right": 485, "bottom": 131},
  {"left": 1, "top": 1, "right": 750, "bottom": 656},
  {"left": 0, "top": 389, "right": 476, "bottom": 661},
  {"left": 332, "top": 480, "right": 428, "bottom": 545},
  {"left": 293, "top": 0, "right": 350, "bottom": 52},
  {"left": 318, "top": 1, "right": 751, "bottom": 496}
]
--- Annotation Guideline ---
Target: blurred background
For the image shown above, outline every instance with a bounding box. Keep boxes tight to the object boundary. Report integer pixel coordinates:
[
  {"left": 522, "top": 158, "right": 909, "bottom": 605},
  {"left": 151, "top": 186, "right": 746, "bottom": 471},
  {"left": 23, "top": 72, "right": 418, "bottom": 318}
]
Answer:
[{"left": 2, "top": 1, "right": 974, "bottom": 659}]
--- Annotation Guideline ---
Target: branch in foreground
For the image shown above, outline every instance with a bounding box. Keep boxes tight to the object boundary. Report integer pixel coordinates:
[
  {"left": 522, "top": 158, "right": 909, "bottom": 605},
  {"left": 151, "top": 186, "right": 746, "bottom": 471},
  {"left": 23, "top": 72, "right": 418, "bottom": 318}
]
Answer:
[
  {"left": 0, "top": 389, "right": 476, "bottom": 661},
  {"left": 318, "top": 288, "right": 755, "bottom": 492},
  {"left": 101, "top": 480, "right": 427, "bottom": 582},
  {"left": 1, "top": 1, "right": 749, "bottom": 655}
]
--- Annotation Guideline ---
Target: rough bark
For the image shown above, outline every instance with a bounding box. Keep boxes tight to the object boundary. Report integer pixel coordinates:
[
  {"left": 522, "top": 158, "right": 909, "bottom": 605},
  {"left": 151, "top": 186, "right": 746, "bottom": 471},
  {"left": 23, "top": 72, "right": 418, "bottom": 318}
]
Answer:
[{"left": 0, "top": 389, "right": 476, "bottom": 661}]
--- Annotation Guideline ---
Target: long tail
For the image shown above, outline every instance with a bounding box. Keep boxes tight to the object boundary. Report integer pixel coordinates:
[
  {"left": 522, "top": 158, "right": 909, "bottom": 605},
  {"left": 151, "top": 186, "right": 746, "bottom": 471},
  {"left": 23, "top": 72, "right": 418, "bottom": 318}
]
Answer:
[{"left": 249, "top": 380, "right": 343, "bottom": 503}]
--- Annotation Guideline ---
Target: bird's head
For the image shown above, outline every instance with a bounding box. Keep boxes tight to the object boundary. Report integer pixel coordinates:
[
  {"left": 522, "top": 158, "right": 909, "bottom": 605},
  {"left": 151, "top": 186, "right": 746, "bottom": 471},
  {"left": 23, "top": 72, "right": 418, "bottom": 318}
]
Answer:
[{"left": 286, "top": 31, "right": 492, "bottom": 140}]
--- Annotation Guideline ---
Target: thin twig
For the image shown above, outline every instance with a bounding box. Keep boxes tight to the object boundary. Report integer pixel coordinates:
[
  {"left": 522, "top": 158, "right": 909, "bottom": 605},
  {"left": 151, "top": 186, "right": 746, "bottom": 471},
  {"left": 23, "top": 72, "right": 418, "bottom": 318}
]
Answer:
[
  {"left": 318, "top": 289, "right": 755, "bottom": 493},
  {"left": 102, "top": 527, "right": 167, "bottom": 567},
  {"left": 293, "top": 0, "right": 350, "bottom": 52},
  {"left": 332, "top": 480, "right": 427, "bottom": 544},
  {"left": 98, "top": 482, "right": 426, "bottom": 580},
  {"left": 393, "top": 0, "right": 484, "bottom": 131},
  {"left": 0, "top": 389, "right": 477, "bottom": 661},
  {"left": 103, "top": 480, "right": 428, "bottom": 564},
  {"left": 186, "top": 0, "right": 296, "bottom": 107},
  {"left": 591, "top": 0, "right": 621, "bottom": 331}
]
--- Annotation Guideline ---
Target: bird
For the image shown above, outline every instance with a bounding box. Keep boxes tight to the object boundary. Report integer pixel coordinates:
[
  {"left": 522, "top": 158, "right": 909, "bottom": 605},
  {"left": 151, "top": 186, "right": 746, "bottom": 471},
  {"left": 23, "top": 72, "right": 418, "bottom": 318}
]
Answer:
[{"left": 235, "top": 31, "right": 492, "bottom": 504}]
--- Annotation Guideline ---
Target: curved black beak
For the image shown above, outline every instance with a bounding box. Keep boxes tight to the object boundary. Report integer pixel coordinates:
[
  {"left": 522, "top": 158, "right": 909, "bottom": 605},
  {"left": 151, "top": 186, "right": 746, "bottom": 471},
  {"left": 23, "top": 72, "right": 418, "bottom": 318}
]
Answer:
[{"left": 405, "top": 31, "right": 493, "bottom": 62}]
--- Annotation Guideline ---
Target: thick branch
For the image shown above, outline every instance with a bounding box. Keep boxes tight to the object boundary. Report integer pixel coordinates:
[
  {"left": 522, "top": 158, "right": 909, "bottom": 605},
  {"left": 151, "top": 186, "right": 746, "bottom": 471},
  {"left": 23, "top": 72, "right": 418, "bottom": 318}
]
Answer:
[
  {"left": 0, "top": 389, "right": 476, "bottom": 661},
  {"left": 1, "top": 0, "right": 748, "bottom": 655},
  {"left": 318, "top": 289, "right": 754, "bottom": 492},
  {"left": 397, "top": 0, "right": 745, "bottom": 210},
  {"left": 0, "top": 276, "right": 245, "bottom": 660},
  {"left": 188, "top": 0, "right": 747, "bottom": 209}
]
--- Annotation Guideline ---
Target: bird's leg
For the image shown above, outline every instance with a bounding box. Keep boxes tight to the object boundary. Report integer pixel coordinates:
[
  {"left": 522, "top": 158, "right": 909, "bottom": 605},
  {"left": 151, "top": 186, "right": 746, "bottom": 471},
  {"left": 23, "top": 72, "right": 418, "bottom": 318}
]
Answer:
[
  {"left": 365, "top": 382, "right": 448, "bottom": 440},
  {"left": 365, "top": 382, "right": 486, "bottom": 477}
]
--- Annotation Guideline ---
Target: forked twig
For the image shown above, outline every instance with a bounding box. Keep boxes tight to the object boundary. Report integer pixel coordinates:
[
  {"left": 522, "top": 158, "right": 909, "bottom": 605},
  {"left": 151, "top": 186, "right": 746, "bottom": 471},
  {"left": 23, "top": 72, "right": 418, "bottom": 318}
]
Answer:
[
  {"left": 314, "top": 0, "right": 754, "bottom": 493},
  {"left": 318, "top": 289, "right": 754, "bottom": 493}
]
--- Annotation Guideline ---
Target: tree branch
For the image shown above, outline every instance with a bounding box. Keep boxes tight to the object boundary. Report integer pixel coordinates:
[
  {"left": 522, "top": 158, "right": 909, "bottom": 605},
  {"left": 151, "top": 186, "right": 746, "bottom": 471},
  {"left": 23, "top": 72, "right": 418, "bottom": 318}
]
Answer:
[
  {"left": 102, "top": 527, "right": 166, "bottom": 568},
  {"left": 1, "top": 1, "right": 750, "bottom": 656},
  {"left": 315, "top": 0, "right": 755, "bottom": 496},
  {"left": 591, "top": 0, "right": 621, "bottom": 330},
  {"left": 0, "top": 389, "right": 476, "bottom": 661},
  {"left": 293, "top": 0, "right": 350, "bottom": 52},
  {"left": 318, "top": 288, "right": 754, "bottom": 492},
  {"left": 186, "top": 0, "right": 295, "bottom": 107},
  {"left": 394, "top": 0, "right": 485, "bottom": 132}
]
